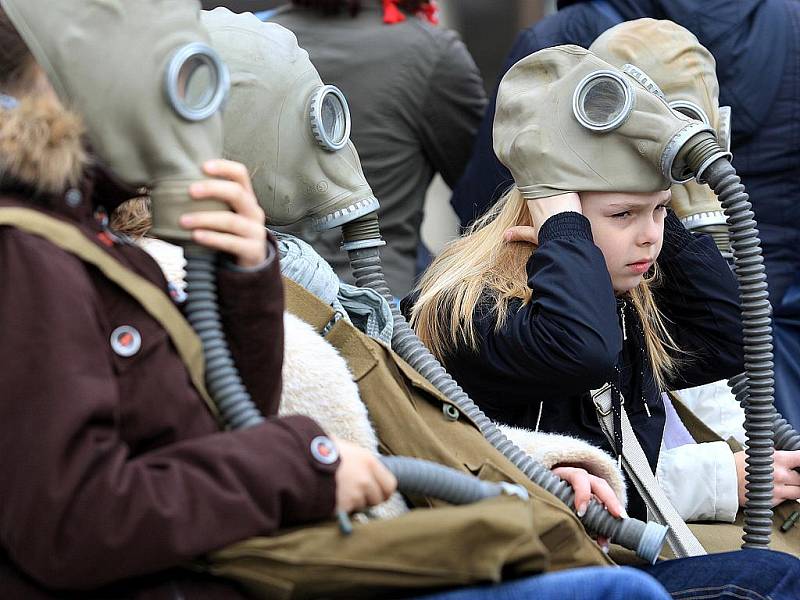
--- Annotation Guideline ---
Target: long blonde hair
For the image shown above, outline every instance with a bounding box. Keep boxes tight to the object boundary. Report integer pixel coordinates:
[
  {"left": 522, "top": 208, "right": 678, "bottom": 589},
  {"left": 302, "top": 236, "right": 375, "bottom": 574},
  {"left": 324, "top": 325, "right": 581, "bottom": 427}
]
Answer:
[{"left": 410, "top": 187, "right": 681, "bottom": 391}]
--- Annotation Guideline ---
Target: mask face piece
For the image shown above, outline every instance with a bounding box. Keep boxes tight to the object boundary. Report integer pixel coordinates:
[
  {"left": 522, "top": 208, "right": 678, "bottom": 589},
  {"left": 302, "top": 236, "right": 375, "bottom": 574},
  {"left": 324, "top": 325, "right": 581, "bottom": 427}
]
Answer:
[
  {"left": 202, "top": 8, "right": 378, "bottom": 231},
  {"left": 590, "top": 18, "right": 730, "bottom": 231},
  {"left": 493, "top": 45, "right": 706, "bottom": 200},
  {"left": 0, "top": 0, "right": 230, "bottom": 241}
]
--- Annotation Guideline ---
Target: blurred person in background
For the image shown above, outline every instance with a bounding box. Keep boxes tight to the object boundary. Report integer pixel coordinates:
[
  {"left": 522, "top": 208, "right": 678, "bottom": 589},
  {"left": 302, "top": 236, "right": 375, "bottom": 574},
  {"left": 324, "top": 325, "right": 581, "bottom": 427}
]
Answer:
[
  {"left": 450, "top": 0, "right": 800, "bottom": 427},
  {"left": 264, "top": 0, "right": 486, "bottom": 298}
]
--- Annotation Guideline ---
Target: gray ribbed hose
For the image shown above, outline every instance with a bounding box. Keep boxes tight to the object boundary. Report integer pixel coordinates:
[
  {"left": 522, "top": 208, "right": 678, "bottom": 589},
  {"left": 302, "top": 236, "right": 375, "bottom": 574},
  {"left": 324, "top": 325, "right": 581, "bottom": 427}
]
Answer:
[
  {"left": 683, "top": 136, "right": 775, "bottom": 548},
  {"left": 182, "top": 248, "right": 528, "bottom": 510},
  {"left": 380, "top": 456, "right": 528, "bottom": 504},
  {"left": 729, "top": 374, "right": 800, "bottom": 453},
  {"left": 184, "top": 247, "right": 265, "bottom": 429},
  {"left": 343, "top": 216, "right": 668, "bottom": 564}
]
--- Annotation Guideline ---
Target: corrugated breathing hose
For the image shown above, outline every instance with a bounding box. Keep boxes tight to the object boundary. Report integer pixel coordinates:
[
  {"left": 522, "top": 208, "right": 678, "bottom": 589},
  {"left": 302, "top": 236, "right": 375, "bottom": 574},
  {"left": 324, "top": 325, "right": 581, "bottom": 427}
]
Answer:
[
  {"left": 342, "top": 214, "right": 668, "bottom": 564},
  {"left": 181, "top": 247, "right": 528, "bottom": 511},
  {"left": 729, "top": 373, "right": 800, "bottom": 454},
  {"left": 184, "top": 247, "right": 265, "bottom": 430},
  {"left": 380, "top": 456, "right": 528, "bottom": 504},
  {"left": 682, "top": 134, "right": 775, "bottom": 548}
]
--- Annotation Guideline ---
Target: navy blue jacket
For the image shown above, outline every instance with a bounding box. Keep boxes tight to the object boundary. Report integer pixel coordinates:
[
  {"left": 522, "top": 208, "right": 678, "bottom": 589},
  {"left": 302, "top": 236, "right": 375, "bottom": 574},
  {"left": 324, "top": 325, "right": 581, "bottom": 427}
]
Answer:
[
  {"left": 405, "top": 211, "right": 744, "bottom": 520},
  {"left": 452, "top": 0, "right": 799, "bottom": 305}
]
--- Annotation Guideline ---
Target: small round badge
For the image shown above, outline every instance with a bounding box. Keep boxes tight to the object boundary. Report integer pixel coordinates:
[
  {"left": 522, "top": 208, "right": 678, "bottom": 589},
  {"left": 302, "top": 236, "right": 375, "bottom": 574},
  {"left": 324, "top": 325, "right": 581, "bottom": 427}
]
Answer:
[
  {"left": 110, "top": 325, "right": 142, "bottom": 357},
  {"left": 310, "top": 436, "right": 339, "bottom": 465}
]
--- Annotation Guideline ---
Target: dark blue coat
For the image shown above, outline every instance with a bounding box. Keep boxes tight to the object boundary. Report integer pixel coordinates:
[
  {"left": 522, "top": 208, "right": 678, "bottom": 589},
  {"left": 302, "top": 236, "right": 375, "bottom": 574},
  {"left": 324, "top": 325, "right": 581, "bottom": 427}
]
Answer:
[
  {"left": 405, "top": 211, "right": 744, "bottom": 520},
  {"left": 451, "top": 0, "right": 798, "bottom": 305}
]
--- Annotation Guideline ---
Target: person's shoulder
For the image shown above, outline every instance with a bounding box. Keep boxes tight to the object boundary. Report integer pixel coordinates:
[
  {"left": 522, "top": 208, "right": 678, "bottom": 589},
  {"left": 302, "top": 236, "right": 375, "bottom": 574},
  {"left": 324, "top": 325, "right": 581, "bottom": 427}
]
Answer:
[{"left": 0, "top": 224, "right": 93, "bottom": 289}]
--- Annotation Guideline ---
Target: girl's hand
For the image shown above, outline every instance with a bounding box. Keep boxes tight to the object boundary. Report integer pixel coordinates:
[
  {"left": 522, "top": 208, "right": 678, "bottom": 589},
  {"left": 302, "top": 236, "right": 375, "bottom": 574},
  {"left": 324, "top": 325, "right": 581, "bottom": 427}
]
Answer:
[
  {"left": 504, "top": 192, "right": 582, "bottom": 245},
  {"left": 735, "top": 450, "right": 800, "bottom": 506},
  {"left": 334, "top": 439, "right": 397, "bottom": 514},
  {"left": 553, "top": 465, "right": 625, "bottom": 552},
  {"left": 180, "top": 159, "right": 267, "bottom": 268}
]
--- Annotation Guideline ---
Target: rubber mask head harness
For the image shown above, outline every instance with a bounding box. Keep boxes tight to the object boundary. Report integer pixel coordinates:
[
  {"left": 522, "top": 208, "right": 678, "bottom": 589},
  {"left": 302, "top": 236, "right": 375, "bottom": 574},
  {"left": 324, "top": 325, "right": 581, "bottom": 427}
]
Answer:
[
  {"left": 590, "top": 18, "right": 732, "bottom": 230},
  {"left": 202, "top": 8, "right": 378, "bottom": 231},
  {"left": 0, "top": 0, "right": 231, "bottom": 242},
  {"left": 493, "top": 45, "right": 713, "bottom": 200}
]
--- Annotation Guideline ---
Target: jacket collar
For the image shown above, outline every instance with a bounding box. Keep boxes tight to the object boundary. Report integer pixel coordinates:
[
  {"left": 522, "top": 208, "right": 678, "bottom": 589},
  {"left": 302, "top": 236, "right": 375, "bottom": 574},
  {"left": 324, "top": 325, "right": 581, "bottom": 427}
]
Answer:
[{"left": 0, "top": 94, "right": 133, "bottom": 225}]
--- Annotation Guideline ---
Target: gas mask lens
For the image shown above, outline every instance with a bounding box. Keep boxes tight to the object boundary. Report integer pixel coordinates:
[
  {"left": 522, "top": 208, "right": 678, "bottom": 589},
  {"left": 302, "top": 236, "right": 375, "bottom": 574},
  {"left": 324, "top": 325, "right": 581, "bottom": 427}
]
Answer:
[
  {"left": 166, "top": 43, "right": 230, "bottom": 121},
  {"left": 668, "top": 100, "right": 710, "bottom": 126},
  {"left": 572, "top": 70, "right": 634, "bottom": 132},
  {"left": 310, "top": 85, "right": 351, "bottom": 151}
]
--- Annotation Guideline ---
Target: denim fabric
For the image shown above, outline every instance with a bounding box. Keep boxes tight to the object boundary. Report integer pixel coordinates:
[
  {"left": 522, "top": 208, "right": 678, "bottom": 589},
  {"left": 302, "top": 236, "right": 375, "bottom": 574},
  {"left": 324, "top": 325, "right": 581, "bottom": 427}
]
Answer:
[
  {"left": 411, "top": 567, "right": 670, "bottom": 600},
  {"left": 640, "top": 549, "right": 800, "bottom": 599}
]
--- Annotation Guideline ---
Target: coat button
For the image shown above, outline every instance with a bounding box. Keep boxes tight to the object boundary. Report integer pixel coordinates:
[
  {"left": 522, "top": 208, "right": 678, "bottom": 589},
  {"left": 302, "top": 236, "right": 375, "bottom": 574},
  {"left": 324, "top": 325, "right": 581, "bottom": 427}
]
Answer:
[
  {"left": 443, "top": 404, "right": 460, "bottom": 421},
  {"left": 310, "top": 436, "right": 339, "bottom": 465},
  {"left": 110, "top": 325, "right": 142, "bottom": 357}
]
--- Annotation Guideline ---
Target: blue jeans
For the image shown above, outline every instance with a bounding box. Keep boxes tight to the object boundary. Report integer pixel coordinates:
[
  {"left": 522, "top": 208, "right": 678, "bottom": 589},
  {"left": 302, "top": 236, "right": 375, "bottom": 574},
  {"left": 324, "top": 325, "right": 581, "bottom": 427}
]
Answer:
[
  {"left": 640, "top": 549, "right": 800, "bottom": 599},
  {"left": 412, "top": 567, "right": 670, "bottom": 600},
  {"left": 413, "top": 550, "right": 800, "bottom": 600}
]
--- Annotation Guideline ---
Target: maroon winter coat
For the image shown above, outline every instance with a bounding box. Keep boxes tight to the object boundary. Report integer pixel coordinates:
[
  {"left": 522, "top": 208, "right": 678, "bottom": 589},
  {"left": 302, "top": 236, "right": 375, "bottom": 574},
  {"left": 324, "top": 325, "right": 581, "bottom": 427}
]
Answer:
[{"left": 0, "top": 100, "right": 338, "bottom": 598}]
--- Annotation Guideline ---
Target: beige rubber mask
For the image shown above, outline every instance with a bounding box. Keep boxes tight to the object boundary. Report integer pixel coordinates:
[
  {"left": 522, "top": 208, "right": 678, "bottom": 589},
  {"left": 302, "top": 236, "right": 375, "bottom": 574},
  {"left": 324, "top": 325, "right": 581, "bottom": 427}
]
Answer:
[
  {"left": 493, "top": 45, "right": 718, "bottom": 200},
  {"left": 202, "top": 8, "right": 379, "bottom": 233},
  {"left": 590, "top": 18, "right": 732, "bottom": 235},
  {"left": 0, "top": 0, "right": 230, "bottom": 241}
]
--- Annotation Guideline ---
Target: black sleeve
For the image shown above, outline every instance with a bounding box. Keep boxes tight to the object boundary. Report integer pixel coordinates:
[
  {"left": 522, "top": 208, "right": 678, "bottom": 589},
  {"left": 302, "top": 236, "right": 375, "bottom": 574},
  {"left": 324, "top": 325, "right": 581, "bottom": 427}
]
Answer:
[
  {"left": 468, "top": 212, "right": 622, "bottom": 409},
  {"left": 654, "top": 211, "right": 745, "bottom": 389}
]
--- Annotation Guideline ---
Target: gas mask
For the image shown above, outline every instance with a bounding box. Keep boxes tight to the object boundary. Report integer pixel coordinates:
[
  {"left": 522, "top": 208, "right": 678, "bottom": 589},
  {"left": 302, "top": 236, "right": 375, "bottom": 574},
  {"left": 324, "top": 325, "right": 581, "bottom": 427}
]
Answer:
[
  {"left": 201, "top": 8, "right": 379, "bottom": 235},
  {"left": 492, "top": 45, "right": 723, "bottom": 201},
  {"left": 590, "top": 19, "right": 732, "bottom": 244},
  {"left": 0, "top": 0, "right": 230, "bottom": 242}
]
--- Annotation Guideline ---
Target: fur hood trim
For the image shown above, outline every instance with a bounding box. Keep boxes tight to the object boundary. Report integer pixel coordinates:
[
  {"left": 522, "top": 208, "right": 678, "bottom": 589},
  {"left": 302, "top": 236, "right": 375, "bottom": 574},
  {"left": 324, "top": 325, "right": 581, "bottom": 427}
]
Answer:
[
  {"left": 0, "top": 95, "right": 87, "bottom": 195},
  {"left": 499, "top": 424, "right": 628, "bottom": 508},
  {"left": 279, "top": 312, "right": 408, "bottom": 521}
]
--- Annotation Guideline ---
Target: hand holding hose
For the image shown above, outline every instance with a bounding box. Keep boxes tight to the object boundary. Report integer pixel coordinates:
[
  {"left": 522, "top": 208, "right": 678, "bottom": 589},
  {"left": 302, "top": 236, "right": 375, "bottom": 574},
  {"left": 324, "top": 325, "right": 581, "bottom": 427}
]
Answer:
[
  {"left": 553, "top": 466, "right": 626, "bottom": 551},
  {"left": 180, "top": 159, "right": 267, "bottom": 268},
  {"left": 334, "top": 439, "right": 397, "bottom": 515}
]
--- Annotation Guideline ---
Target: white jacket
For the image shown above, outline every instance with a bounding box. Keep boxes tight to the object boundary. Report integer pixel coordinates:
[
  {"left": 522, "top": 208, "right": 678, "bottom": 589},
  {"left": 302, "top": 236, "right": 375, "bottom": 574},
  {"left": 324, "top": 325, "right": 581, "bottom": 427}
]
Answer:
[{"left": 655, "top": 384, "right": 742, "bottom": 523}]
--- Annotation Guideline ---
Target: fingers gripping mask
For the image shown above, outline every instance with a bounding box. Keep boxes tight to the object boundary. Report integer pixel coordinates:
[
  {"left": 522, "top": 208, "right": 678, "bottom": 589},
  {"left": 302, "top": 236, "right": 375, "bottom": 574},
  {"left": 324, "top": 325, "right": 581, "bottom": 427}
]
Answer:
[
  {"left": 590, "top": 19, "right": 733, "bottom": 233},
  {"left": 0, "top": 0, "right": 230, "bottom": 242},
  {"left": 493, "top": 45, "right": 714, "bottom": 200},
  {"left": 202, "top": 8, "right": 379, "bottom": 231}
]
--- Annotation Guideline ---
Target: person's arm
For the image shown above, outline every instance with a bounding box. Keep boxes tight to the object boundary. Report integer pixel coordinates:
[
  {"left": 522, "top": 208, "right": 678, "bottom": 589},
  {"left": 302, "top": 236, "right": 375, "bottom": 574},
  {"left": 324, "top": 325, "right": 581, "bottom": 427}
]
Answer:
[
  {"left": 417, "top": 29, "right": 486, "bottom": 189},
  {"left": 0, "top": 230, "right": 338, "bottom": 590},
  {"left": 469, "top": 198, "right": 622, "bottom": 410},
  {"left": 654, "top": 211, "right": 744, "bottom": 389}
]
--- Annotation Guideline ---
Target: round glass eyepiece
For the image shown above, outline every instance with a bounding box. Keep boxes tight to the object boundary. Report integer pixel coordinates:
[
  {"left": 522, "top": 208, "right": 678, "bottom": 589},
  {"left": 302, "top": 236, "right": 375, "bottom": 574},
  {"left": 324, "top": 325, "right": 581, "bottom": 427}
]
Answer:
[
  {"left": 310, "top": 85, "right": 351, "bottom": 151},
  {"left": 165, "top": 43, "right": 230, "bottom": 122},
  {"left": 668, "top": 100, "right": 710, "bottom": 126},
  {"left": 573, "top": 70, "right": 634, "bottom": 132}
]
